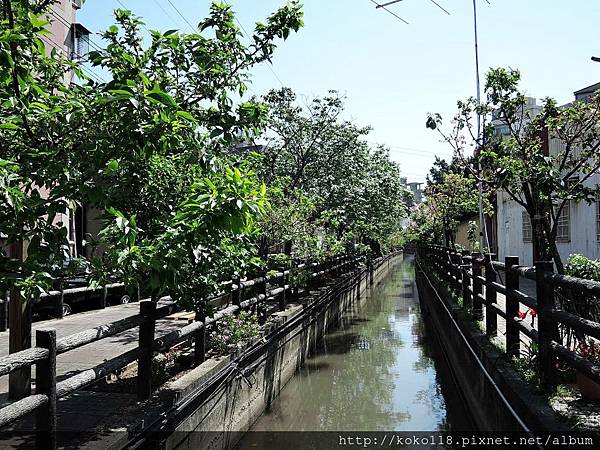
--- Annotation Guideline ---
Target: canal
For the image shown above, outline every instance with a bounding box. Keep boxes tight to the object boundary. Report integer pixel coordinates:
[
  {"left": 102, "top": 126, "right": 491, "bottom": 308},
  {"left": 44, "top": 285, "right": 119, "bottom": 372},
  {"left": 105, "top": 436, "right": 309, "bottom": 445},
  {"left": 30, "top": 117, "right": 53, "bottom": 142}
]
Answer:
[{"left": 238, "top": 256, "right": 475, "bottom": 449}]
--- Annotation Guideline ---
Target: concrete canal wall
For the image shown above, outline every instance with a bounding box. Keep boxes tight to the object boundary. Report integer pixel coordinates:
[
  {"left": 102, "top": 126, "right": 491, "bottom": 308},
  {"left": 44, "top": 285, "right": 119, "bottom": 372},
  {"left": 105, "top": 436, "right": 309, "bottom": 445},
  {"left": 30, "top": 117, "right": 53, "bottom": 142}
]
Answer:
[
  {"left": 415, "top": 261, "right": 567, "bottom": 434},
  {"left": 141, "top": 255, "right": 401, "bottom": 450}
]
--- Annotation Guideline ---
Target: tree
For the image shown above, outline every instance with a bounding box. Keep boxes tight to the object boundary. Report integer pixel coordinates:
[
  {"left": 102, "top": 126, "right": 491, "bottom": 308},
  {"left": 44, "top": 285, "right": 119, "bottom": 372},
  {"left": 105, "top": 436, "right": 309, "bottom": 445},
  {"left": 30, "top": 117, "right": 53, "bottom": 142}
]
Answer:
[
  {"left": 250, "top": 88, "right": 411, "bottom": 257},
  {"left": 423, "top": 172, "right": 489, "bottom": 248},
  {"left": 427, "top": 68, "right": 600, "bottom": 272},
  {"left": 78, "top": 4, "right": 303, "bottom": 310},
  {"left": 0, "top": 1, "right": 304, "bottom": 313}
]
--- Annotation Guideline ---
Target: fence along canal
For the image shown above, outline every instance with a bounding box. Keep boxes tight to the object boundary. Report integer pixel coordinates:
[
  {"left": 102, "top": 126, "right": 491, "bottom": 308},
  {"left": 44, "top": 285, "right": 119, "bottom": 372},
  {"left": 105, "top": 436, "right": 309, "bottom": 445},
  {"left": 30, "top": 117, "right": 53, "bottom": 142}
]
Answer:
[
  {"left": 238, "top": 256, "right": 473, "bottom": 449},
  {"left": 0, "top": 254, "right": 395, "bottom": 449},
  {"left": 420, "top": 244, "right": 600, "bottom": 389}
]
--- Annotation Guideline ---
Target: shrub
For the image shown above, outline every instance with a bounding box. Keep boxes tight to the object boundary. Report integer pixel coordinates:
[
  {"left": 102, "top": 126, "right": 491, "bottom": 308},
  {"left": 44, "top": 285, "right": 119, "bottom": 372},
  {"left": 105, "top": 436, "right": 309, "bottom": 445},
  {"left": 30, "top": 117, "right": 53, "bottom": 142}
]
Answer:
[
  {"left": 208, "top": 311, "right": 260, "bottom": 355},
  {"left": 565, "top": 254, "right": 600, "bottom": 281}
]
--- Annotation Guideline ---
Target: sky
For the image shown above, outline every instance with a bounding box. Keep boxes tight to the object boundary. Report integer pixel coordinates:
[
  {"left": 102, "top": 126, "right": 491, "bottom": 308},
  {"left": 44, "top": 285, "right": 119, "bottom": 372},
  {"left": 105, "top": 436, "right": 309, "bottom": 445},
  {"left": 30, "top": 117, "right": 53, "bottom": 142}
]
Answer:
[{"left": 77, "top": 0, "right": 600, "bottom": 184}]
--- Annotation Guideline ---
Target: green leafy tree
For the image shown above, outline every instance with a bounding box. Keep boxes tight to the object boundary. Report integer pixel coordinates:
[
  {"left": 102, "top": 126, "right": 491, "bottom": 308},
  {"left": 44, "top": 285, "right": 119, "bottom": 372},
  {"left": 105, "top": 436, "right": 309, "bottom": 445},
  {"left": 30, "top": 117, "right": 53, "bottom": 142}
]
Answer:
[
  {"left": 250, "top": 88, "right": 410, "bottom": 258},
  {"left": 424, "top": 172, "right": 490, "bottom": 248},
  {"left": 0, "top": 0, "right": 304, "bottom": 315},
  {"left": 428, "top": 68, "right": 600, "bottom": 272}
]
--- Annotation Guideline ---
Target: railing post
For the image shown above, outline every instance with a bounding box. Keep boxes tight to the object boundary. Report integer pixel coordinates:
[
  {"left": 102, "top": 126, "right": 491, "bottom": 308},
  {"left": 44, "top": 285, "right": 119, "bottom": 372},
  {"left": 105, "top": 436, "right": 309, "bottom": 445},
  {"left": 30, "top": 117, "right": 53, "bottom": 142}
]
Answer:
[
  {"left": 35, "top": 329, "right": 57, "bottom": 450},
  {"left": 278, "top": 266, "right": 287, "bottom": 312},
  {"left": 9, "top": 288, "right": 32, "bottom": 400},
  {"left": 462, "top": 251, "right": 472, "bottom": 311},
  {"left": 485, "top": 254, "right": 498, "bottom": 337},
  {"left": 292, "top": 260, "right": 299, "bottom": 300},
  {"left": 232, "top": 273, "right": 241, "bottom": 311},
  {"left": 536, "top": 261, "right": 558, "bottom": 388},
  {"left": 0, "top": 291, "right": 8, "bottom": 331},
  {"left": 368, "top": 258, "right": 374, "bottom": 286},
  {"left": 472, "top": 252, "right": 483, "bottom": 320},
  {"left": 194, "top": 311, "right": 206, "bottom": 366},
  {"left": 57, "top": 286, "right": 64, "bottom": 320},
  {"left": 100, "top": 285, "right": 108, "bottom": 310},
  {"left": 505, "top": 256, "right": 520, "bottom": 357},
  {"left": 450, "top": 252, "right": 462, "bottom": 292},
  {"left": 137, "top": 300, "right": 156, "bottom": 401},
  {"left": 258, "top": 267, "right": 268, "bottom": 324}
]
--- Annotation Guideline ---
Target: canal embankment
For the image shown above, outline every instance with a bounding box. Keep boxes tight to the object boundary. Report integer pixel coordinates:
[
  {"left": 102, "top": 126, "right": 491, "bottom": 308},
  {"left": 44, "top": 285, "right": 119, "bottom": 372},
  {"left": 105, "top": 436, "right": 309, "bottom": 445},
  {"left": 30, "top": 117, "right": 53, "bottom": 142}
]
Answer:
[
  {"left": 415, "top": 257, "right": 568, "bottom": 435},
  {"left": 117, "top": 253, "right": 402, "bottom": 450}
]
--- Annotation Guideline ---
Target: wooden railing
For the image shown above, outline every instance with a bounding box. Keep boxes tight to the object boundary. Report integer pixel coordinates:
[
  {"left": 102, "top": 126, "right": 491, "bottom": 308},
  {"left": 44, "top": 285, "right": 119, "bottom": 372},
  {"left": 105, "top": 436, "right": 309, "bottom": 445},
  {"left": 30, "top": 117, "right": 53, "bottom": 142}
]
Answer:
[
  {"left": 0, "top": 252, "right": 387, "bottom": 448},
  {"left": 418, "top": 244, "right": 600, "bottom": 389}
]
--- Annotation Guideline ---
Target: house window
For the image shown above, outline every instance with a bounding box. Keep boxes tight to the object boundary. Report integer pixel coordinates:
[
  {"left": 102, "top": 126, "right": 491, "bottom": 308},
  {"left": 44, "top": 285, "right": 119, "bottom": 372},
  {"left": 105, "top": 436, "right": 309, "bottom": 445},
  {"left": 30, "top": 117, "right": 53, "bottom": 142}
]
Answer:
[
  {"left": 522, "top": 211, "right": 532, "bottom": 243},
  {"left": 71, "top": 23, "right": 90, "bottom": 60},
  {"left": 556, "top": 201, "right": 570, "bottom": 242}
]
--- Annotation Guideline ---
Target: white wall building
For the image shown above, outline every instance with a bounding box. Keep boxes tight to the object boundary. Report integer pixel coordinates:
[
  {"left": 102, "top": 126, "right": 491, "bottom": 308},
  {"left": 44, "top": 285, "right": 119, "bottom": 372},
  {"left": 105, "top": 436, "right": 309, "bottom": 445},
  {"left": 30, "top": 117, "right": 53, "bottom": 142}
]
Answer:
[{"left": 495, "top": 85, "right": 600, "bottom": 266}]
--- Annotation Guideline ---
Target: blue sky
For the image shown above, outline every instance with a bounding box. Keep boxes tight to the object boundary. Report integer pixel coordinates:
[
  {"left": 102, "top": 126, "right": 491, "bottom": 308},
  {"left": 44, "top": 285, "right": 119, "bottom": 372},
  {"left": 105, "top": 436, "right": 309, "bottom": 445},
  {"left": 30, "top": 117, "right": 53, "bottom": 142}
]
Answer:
[{"left": 78, "top": 0, "right": 600, "bottom": 183}]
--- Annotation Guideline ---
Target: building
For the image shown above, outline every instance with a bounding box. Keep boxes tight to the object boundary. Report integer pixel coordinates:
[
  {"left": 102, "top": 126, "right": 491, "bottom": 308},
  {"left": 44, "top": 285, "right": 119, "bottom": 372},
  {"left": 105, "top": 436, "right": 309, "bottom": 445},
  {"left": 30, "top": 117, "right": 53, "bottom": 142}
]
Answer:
[
  {"left": 45, "top": 0, "right": 90, "bottom": 63},
  {"left": 407, "top": 182, "right": 423, "bottom": 204},
  {"left": 1, "top": 1, "right": 90, "bottom": 259},
  {"left": 495, "top": 86, "right": 600, "bottom": 266}
]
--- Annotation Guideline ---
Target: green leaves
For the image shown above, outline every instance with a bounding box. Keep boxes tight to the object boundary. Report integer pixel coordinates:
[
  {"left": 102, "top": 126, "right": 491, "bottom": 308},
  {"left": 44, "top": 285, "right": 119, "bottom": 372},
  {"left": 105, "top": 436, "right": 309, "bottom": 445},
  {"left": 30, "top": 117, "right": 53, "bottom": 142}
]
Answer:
[
  {"left": 145, "top": 88, "right": 178, "bottom": 109},
  {"left": 176, "top": 110, "right": 195, "bottom": 122},
  {"left": 105, "top": 159, "right": 120, "bottom": 175}
]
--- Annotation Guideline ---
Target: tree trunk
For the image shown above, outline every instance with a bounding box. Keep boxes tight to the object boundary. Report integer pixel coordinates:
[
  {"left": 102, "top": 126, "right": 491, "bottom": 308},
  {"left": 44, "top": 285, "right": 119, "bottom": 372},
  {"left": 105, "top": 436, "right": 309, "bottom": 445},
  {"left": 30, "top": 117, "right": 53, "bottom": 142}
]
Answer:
[
  {"left": 530, "top": 201, "right": 565, "bottom": 274},
  {"left": 8, "top": 240, "right": 32, "bottom": 400}
]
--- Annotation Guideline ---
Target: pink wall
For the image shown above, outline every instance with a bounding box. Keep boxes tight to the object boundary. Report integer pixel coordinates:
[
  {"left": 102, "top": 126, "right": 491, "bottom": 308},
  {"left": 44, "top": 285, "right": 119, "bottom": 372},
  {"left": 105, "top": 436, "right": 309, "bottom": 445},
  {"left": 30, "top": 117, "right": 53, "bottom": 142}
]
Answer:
[{"left": 45, "top": 0, "right": 78, "bottom": 57}]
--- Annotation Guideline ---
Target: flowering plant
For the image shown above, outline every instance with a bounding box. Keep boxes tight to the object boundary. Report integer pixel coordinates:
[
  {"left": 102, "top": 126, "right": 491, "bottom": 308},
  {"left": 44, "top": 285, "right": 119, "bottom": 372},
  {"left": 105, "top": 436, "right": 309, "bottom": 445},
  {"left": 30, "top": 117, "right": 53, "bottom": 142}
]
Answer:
[
  {"left": 576, "top": 340, "right": 600, "bottom": 365},
  {"left": 516, "top": 308, "right": 537, "bottom": 321},
  {"left": 208, "top": 311, "right": 260, "bottom": 355}
]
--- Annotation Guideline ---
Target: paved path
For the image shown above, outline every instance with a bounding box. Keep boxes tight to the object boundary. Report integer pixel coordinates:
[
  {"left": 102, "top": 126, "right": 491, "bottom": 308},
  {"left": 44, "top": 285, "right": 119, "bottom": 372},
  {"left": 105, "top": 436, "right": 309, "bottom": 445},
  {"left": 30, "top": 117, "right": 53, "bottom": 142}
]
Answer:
[{"left": 0, "top": 302, "right": 186, "bottom": 401}]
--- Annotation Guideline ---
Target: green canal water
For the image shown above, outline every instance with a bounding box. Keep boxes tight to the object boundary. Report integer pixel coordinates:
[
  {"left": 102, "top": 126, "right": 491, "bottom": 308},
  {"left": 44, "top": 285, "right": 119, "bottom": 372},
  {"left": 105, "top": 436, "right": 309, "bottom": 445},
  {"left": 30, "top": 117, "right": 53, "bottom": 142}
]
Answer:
[{"left": 238, "top": 256, "right": 473, "bottom": 448}]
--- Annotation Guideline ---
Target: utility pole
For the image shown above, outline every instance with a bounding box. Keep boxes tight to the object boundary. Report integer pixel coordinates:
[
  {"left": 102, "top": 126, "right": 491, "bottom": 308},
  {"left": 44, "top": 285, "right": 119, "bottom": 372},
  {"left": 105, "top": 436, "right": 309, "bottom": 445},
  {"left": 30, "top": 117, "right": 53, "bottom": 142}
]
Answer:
[{"left": 472, "top": 0, "right": 488, "bottom": 253}]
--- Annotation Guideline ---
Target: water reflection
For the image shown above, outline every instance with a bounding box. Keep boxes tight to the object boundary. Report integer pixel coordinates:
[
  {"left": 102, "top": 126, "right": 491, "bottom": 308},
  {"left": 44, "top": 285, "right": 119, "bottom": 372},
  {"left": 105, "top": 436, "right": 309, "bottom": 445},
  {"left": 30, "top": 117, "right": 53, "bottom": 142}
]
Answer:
[{"left": 245, "top": 257, "right": 469, "bottom": 434}]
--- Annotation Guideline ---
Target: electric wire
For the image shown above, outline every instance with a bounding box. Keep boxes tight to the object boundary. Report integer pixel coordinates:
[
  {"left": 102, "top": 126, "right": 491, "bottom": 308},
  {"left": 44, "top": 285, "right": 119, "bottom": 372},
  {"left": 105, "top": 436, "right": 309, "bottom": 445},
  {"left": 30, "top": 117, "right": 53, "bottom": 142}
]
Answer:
[
  {"left": 429, "top": 0, "right": 450, "bottom": 15},
  {"left": 234, "top": 17, "right": 285, "bottom": 90},
  {"left": 150, "top": 0, "right": 180, "bottom": 30},
  {"left": 165, "top": 0, "right": 197, "bottom": 33},
  {"left": 40, "top": 34, "right": 106, "bottom": 83},
  {"left": 115, "top": 0, "right": 150, "bottom": 32},
  {"left": 46, "top": 8, "right": 104, "bottom": 52}
]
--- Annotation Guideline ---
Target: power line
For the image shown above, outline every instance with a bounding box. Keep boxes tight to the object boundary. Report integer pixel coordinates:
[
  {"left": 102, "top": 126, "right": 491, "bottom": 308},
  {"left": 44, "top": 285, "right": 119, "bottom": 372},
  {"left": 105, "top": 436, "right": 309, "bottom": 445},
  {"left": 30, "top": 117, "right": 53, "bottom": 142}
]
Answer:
[
  {"left": 234, "top": 17, "right": 285, "bottom": 89},
  {"left": 46, "top": 8, "right": 104, "bottom": 52},
  {"left": 429, "top": 0, "right": 450, "bottom": 15},
  {"left": 387, "top": 150, "right": 452, "bottom": 158},
  {"left": 151, "top": 0, "right": 180, "bottom": 29},
  {"left": 366, "top": 141, "right": 453, "bottom": 155},
  {"left": 115, "top": 0, "right": 150, "bottom": 32},
  {"left": 40, "top": 35, "right": 106, "bottom": 83},
  {"left": 165, "top": 0, "right": 197, "bottom": 33}
]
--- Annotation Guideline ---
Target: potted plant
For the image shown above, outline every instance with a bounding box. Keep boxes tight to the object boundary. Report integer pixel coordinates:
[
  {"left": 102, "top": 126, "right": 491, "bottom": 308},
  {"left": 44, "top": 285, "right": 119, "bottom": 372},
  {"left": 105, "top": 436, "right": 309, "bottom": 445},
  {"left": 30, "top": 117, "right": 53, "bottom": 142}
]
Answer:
[{"left": 575, "top": 340, "right": 600, "bottom": 402}]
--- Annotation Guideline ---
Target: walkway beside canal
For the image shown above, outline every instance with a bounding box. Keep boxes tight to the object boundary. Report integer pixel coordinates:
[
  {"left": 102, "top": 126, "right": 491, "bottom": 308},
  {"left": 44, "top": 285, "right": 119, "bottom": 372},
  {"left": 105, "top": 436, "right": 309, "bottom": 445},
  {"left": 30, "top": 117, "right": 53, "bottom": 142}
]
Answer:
[{"left": 0, "top": 301, "right": 186, "bottom": 448}]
